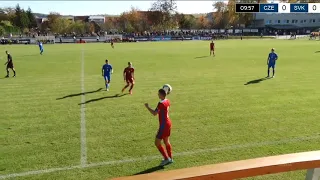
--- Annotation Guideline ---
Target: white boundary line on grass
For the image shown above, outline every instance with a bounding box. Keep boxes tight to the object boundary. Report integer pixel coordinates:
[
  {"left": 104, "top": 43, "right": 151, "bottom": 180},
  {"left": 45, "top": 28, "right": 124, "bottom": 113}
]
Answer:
[
  {"left": 80, "top": 46, "right": 87, "bottom": 167},
  {"left": 1, "top": 135, "right": 319, "bottom": 179}
]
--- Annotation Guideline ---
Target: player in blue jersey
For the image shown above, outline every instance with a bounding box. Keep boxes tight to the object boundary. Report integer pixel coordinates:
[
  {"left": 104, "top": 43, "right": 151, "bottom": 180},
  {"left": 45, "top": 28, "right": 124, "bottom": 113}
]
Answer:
[
  {"left": 38, "top": 41, "right": 44, "bottom": 55},
  {"left": 102, "top": 59, "right": 113, "bottom": 91},
  {"left": 267, "top": 48, "right": 278, "bottom": 78}
]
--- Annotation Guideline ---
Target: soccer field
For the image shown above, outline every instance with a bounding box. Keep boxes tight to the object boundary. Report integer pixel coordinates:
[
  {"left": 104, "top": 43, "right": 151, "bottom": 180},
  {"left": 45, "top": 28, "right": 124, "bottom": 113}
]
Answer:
[{"left": 0, "top": 39, "right": 320, "bottom": 180}]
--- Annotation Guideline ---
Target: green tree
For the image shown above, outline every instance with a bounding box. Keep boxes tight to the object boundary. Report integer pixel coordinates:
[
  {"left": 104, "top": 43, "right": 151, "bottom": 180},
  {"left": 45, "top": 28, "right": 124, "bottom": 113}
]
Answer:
[
  {"left": 47, "top": 12, "right": 61, "bottom": 33},
  {"left": 26, "top": 7, "right": 37, "bottom": 29},
  {"left": 0, "top": 20, "right": 14, "bottom": 33},
  {"left": 69, "top": 20, "right": 85, "bottom": 34},
  {"left": 56, "top": 18, "right": 71, "bottom": 34},
  {"left": 13, "top": 4, "right": 22, "bottom": 28},
  {"left": 0, "top": 25, "right": 5, "bottom": 36},
  {"left": 20, "top": 10, "right": 30, "bottom": 30},
  {"left": 175, "top": 13, "right": 197, "bottom": 29}
]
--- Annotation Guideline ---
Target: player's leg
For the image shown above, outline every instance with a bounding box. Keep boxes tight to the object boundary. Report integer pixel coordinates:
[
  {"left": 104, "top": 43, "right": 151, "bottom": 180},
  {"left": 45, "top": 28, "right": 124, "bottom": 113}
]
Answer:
[
  {"left": 128, "top": 79, "right": 134, "bottom": 94},
  {"left": 155, "top": 130, "right": 169, "bottom": 166},
  {"left": 12, "top": 67, "right": 16, "bottom": 77},
  {"left": 122, "top": 81, "right": 129, "bottom": 93},
  {"left": 104, "top": 76, "right": 109, "bottom": 90},
  {"left": 5, "top": 67, "right": 9, "bottom": 77},
  {"left": 155, "top": 138, "right": 169, "bottom": 163},
  {"left": 40, "top": 48, "right": 43, "bottom": 55},
  {"left": 267, "top": 66, "right": 270, "bottom": 77},
  {"left": 163, "top": 136, "right": 173, "bottom": 162},
  {"left": 106, "top": 77, "right": 111, "bottom": 90},
  {"left": 272, "top": 65, "right": 275, "bottom": 78},
  {"left": 212, "top": 49, "right": 215, "bottom": 56}
]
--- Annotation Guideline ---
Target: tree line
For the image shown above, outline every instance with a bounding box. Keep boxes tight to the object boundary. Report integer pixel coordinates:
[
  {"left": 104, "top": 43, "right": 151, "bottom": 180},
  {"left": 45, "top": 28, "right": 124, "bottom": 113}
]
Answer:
[{"left": 0, "top": 0, "right": 318, "bottom": 36}]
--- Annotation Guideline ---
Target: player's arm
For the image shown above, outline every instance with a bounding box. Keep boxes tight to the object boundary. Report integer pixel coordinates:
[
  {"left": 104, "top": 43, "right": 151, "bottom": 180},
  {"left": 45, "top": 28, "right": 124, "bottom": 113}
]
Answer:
[
  {"left": 144, "top": 103, "right": 158, "bottom": 116},
  {"left": 275, "top": 54, "right": 278, "bottom": 61},
  {"left": 267, "top": 54, "right": 270, "bottom": 64},
  {"left": 111, "top": 66, "right": 113, "bottom": 74},
  {"left": 4, "top": 58, "right": 9, "bottom": 65},
  {"left": 102, "top": 67, "right": 104, "bottom": 76},
  {"left": 123, "top": 69, "right": 126, "bottom": 80}
]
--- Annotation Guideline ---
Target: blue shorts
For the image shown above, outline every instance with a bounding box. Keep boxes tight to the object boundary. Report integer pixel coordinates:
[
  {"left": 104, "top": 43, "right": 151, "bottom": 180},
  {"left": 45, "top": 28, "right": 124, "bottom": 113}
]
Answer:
[
  {"left": 268, "top": 64, "right": 275, "bottom": 68},
  {"left": 104, "top": 75, "right": 111, "bottom": 82}
]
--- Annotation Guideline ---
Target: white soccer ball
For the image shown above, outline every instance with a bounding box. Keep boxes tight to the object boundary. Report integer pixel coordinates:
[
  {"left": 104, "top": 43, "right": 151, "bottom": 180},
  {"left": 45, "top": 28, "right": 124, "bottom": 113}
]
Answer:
[{"left": 162, "top": 84, "right": 172, "bottom": 94}]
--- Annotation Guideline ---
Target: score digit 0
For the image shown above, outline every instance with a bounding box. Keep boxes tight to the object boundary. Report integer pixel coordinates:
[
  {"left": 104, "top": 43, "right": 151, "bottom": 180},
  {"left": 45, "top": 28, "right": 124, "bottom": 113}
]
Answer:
[
  {"left": 308, "top": 3, "right": 320, "bottom": 13},
  {"left": 278, "top": 3, "right": 290, "bottom": 13}
]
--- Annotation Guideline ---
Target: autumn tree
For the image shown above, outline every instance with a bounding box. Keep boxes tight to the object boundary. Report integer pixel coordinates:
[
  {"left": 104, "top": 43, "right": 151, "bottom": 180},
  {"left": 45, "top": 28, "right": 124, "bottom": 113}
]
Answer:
[
  {"left": 196, "top": 15, "right": 210, "bottom": 29},
  {"left": 149, "top": 0, "right": 177, "bottom": 30},
  {"left": 118, "top": 7, "right": 146, "bottom": 32},
  {"left": 212, "top": 1, "right": 228, "bottom": 28},
  {"left": 103, "top": 17, "right": 115, "bottom": 31},
  {"left": 47, "top": 12, "right": 62, "bottom": 33}
]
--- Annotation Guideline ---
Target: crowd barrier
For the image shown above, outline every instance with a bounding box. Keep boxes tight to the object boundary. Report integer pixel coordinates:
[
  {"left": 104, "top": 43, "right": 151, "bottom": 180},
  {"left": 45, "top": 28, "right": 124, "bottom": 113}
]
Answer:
[{"left": 1, "top": 34, "right": 282, "bottom": 45}]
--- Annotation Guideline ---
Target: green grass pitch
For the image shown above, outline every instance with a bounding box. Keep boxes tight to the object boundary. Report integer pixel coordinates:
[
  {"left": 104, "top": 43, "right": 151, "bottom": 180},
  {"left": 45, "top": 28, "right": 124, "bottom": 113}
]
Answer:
[{"left": 0, "top": 39, "right": 320, "bottom": 180}]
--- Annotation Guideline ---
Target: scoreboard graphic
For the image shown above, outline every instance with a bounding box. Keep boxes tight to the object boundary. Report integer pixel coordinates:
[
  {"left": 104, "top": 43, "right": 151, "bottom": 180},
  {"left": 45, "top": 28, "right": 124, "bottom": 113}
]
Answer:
[{"left": 236, "top": 3, "right": 320, "bottom": 13}]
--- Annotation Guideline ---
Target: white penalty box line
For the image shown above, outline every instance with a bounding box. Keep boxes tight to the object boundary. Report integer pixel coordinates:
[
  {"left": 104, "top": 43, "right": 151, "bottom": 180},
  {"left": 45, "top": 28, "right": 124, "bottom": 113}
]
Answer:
[{"left": 0, "top": 135, "right": 319, "bottom": 179}]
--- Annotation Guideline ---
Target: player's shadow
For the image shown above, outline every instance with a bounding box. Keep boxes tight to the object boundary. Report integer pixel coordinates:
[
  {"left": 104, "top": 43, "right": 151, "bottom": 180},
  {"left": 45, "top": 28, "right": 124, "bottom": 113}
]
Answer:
[
  {"left": 315, "top": 51, "right": 320, "bottom": 53},
  {"left": 78, "top": 93, "right": 128, "bottom": 105},
  {"left": 194, "top": 56, "right": 208, "bottom": 59},
  {"left": 244, "top": 77, "right": 269, "bottom": 85},
  {"left": 56, "top": 88, "right": 103, "bottom": 100},
  {"left": 133, "top": 166, "right": 164, "bottom": 175}
]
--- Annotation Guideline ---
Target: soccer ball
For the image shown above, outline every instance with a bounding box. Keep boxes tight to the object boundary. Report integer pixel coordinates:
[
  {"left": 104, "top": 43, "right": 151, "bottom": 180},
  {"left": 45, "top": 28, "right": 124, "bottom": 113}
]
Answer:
[{"left": 162, "top": 84, "right": 172, "bottom": 94}]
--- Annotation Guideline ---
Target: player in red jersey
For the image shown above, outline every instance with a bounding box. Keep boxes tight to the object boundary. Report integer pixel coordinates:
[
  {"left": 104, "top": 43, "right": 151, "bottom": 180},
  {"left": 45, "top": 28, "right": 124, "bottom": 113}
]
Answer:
[
  {"left": 210, "top": 41, "right": 215, "bottom": 56},
  {"left": 144, "top": 88, "right": 173, "bottom": 166},
  {"left": 122, "top": 62, "right": 135, "bottom": 94},
  {"left": 4, "top": 51, "right": 16, "bottom": 78},
  {"left": 111, "top": 39, "right": 114, "bottom": 48}
]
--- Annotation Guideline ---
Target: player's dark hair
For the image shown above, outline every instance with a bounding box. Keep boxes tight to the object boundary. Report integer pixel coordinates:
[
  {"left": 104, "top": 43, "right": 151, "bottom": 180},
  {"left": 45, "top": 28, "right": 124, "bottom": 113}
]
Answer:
[
  {"left": 105, "top": 59, "right": 108, "bottom": 63},
  {"left": 159, "top": 89, "right": 167, "bottom": 97},
  {"left": 128, "top": 62, "right": 132, "bottom": 65}
]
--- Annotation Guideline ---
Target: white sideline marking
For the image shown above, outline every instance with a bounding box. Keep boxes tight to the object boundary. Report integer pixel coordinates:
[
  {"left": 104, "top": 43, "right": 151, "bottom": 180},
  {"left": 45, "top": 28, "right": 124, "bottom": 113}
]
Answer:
[
  {"left": 1, "top": 135, "right": 319, "bottom": 179},
  {"left": 80, "top": 47, "right": 87, "bottom": 166}
]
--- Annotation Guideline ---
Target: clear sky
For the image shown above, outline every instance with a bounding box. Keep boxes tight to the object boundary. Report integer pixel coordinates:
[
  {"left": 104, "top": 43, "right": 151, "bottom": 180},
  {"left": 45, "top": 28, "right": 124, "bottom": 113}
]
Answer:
[{"left": 0, "top": 1, "right": 216, "bottom": 15}]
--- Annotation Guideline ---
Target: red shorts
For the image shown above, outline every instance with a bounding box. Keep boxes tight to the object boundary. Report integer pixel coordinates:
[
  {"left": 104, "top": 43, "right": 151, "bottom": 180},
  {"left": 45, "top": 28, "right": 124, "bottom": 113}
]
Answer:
[
  {"left": 210, "top": 47, "right": 214, "bottom": 51},
  {"left": 126, "top": 78, "right": 134, "bottom": 84},
  {"left": 156, "top": 126, "right": 171, "bottom": 139}
]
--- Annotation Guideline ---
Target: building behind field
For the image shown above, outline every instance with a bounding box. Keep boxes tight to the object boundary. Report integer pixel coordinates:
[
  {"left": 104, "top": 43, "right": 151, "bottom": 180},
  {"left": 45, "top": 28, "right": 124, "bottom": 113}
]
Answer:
[{"left": 253, "top": 13, "right": 320, "bottom": 34}]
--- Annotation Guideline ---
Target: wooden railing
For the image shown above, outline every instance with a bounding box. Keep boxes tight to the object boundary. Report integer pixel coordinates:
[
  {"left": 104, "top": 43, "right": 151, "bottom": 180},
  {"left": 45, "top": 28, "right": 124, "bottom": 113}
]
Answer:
[{"left": 112, "top": 151, "right": 320, "bottom": 180}]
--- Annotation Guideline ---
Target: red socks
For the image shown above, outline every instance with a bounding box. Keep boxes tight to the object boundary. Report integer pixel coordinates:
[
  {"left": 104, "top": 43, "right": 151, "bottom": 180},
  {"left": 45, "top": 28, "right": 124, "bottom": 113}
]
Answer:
[
  {"left": 166, "top": 144, "right": 172, "bottom": 159},
  {"left": 157, "top": 145, "right": 169, "bottom": 160}
]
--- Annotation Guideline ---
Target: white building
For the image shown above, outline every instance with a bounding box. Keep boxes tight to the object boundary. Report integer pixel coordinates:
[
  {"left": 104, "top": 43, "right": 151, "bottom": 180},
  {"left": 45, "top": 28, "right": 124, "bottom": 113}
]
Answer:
[
  {"left": 253, "top": 13, "right": 320, "bottom": 32},
  {"left": 88, "top": 16, "right": 105, "bottom": 24}
]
